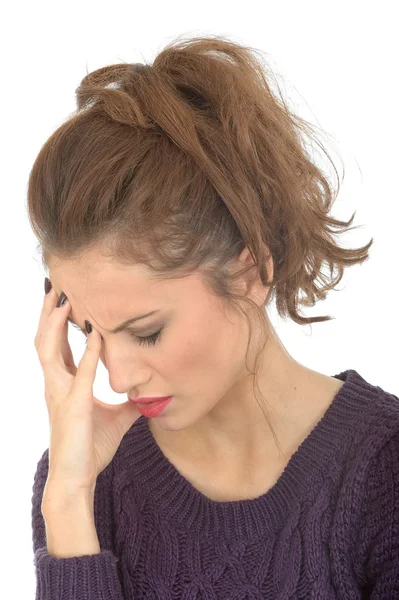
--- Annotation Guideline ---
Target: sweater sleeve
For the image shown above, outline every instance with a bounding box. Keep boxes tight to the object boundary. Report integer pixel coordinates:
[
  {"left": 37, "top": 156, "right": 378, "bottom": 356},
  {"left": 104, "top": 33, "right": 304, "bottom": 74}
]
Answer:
[
  {"left": 362, "top": 432, "right": 399, "bottom": 599},
  {"left": 31, "top": 448, "right": 126, "bottom": 600}
]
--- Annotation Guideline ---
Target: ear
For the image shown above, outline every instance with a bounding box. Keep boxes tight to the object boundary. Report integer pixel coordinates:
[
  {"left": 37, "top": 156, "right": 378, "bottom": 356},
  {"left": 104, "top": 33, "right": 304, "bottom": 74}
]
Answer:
[{"left": 235, "top": 245, "right": 274, "bottom": 306}]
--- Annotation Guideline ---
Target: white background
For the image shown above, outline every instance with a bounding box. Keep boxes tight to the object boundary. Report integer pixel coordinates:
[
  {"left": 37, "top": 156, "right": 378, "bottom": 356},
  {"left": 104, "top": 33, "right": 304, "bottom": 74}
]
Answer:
[{"left": 1, "top": 0, "right": 398, "bottom": 596}]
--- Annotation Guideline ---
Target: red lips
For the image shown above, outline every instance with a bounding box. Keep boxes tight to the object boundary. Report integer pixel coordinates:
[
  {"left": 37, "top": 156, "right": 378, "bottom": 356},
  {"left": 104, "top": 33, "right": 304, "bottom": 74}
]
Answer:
[{"left": 129, "top": 396, "right": 172, "bottom": 405}]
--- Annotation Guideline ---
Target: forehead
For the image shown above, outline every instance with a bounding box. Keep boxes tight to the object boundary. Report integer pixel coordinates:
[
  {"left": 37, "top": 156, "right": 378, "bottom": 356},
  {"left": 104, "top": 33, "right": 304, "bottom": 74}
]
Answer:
[
  {"left": 46, "top": 249, "right": 211, "bottom": 312},
  {"left": 47, "top": 256, "right": 210, "bottom": 315}
]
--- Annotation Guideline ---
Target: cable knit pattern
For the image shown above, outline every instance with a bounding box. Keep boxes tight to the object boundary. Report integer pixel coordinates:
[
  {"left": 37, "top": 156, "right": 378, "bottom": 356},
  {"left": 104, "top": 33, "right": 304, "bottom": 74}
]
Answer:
[{"left": 31, "top": 369, "right": 399, "bottom": 599}]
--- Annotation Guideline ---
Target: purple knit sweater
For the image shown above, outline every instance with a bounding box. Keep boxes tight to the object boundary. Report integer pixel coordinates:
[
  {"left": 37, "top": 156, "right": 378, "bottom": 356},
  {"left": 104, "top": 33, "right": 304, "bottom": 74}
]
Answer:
[{"left": 31, "top": 369, "right": 399, "bottom": 599}]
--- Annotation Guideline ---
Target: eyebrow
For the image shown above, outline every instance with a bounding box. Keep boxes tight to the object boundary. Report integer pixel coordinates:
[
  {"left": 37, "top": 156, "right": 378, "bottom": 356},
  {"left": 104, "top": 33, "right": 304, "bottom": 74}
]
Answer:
[{"left": 67, "top": 310, "right": 160, "bottom": 334}]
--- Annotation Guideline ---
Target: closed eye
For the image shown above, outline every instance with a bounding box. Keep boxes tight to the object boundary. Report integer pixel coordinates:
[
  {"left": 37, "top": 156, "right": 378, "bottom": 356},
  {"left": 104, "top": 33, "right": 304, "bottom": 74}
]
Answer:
[{"left": 68, "top": 321, "right": 163, "bottom": 347}]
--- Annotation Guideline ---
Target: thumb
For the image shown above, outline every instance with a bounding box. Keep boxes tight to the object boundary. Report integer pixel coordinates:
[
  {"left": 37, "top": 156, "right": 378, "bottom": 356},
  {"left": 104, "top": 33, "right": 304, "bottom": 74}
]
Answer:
[{"left": 115, "top": 400, "right": 141, "bottom": 436}]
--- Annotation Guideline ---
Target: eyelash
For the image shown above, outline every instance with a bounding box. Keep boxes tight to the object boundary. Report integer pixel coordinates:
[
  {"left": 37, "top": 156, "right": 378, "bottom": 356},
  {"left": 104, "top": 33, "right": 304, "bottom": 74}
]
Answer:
[
  {"left": 135, "top": 329, "right": 163, "bottom": 346},
  {"left": 70, "top": 323, "right": 163, "bottom": 347}
]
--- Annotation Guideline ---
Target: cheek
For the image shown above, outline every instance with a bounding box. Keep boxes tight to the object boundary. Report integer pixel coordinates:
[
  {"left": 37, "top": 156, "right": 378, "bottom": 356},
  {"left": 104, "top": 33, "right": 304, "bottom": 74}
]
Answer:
[
  {"left": 163, "top": 327, "right": 209, "bottom": 375},
  {"left": 167, "top": 310, "right": 245, "bottom": 380}
]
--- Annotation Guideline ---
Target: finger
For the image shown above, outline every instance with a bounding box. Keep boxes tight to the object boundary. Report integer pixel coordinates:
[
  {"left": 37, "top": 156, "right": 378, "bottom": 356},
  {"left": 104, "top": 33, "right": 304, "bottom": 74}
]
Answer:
[
  {"left": 71, "top": 325, "right": 102, "bottom": 401},
  {"left": 61, "top": 319, "right": 78, "bottom": 375},
  {"left": 34, "top": 287, "right": 62, "bottom": 348},
  {"left": 37, "top": 292, "right": 72, "bottom": 371}
]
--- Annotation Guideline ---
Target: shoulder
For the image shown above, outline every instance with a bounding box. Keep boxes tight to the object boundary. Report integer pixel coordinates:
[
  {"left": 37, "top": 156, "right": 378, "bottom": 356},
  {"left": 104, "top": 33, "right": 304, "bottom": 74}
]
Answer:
[
  {"left": 331, "top": 373, "right": 399, "bottom": 586},
  {"left": 339, "top": 370, "right": 399, "bottom": 550},
  {"left": 327, "top": 370, "right": 399, "bottom": 517},
  {"left": 363, "top": 424, "right": 399, "bottom": 512},
  {"left": 338, "top": 369, "right": 399, "bottom": 458},
  {"left": 354, "top": 426, "right": 399, "bottom": 590},
  {"left": 362, "top": 375, "right": 399, "bottom": 458},
  {"left": 352, "top": 371, "right": 399, "bottom": 483}
]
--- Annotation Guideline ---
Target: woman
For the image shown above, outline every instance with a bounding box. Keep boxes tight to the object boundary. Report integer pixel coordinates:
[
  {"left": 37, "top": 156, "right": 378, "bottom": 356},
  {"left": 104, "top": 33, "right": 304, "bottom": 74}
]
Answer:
[{"left": 29, "top": 35, "right": 398, "bottom": 599}]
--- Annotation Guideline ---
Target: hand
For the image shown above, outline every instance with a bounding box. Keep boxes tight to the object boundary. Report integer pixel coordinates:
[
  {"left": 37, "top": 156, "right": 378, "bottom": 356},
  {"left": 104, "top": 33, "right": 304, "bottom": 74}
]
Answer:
[{"left": 34, "top": 285, "right": 141, "bottom": 497}]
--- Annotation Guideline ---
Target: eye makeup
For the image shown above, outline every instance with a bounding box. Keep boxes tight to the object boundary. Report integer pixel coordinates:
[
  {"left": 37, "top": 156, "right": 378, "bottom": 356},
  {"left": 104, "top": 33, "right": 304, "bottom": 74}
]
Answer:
[
  {"left": 69, "top": 321, "right": 164, "bottom": 347},
  {"left": 134, "top": 328, "right": 163, "bottom": 346}
]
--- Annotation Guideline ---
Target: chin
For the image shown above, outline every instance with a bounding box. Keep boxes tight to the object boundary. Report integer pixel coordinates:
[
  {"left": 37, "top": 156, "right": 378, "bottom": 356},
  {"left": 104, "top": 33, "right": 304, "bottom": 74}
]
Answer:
[
  {"left": 150, "top": 414, "right": 188, "bottom": 432},
  {"left": 150, "top": 407, "right": 203, "bottom": 432}
]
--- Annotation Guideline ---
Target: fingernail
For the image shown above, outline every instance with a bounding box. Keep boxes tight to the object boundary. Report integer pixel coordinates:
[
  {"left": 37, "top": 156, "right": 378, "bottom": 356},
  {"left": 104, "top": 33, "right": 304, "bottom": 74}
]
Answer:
[
  {"left": 85, "top": 320, "right": 92, "bottom": 334},
  {"left": 56, "top": 291, "right": 68, "bottom": 308},
  {"left": 44, "top": 277, "right": 52, "bottom": 295}
]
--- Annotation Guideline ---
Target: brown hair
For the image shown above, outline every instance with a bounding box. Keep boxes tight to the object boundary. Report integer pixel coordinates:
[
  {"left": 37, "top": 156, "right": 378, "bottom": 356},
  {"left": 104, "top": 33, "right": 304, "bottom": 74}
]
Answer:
[{"left": 27, "top": 34, "right": 373, "bottom": 451}]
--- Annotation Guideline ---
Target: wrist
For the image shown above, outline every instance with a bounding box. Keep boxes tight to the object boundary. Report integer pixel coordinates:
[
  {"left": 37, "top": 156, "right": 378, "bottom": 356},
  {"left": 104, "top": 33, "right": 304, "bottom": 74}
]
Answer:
[
  {"left": 42, "top": 483, "right": 96, "bottom": 518},
  {"left": 43, "top": 504, "right": 100, "bottom": 558}
]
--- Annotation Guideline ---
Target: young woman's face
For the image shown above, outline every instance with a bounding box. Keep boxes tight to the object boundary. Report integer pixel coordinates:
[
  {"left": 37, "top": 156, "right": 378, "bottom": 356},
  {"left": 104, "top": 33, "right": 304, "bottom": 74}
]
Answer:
[{"left": 48, "top": 247, "right": 269, "bottom": 431}]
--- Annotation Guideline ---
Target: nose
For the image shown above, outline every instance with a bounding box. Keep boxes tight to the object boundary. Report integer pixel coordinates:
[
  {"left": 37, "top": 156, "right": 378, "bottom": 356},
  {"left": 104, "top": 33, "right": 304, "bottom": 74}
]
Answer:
[{"left": 101, "top": 347, "right": 151, "bottom": 396}]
